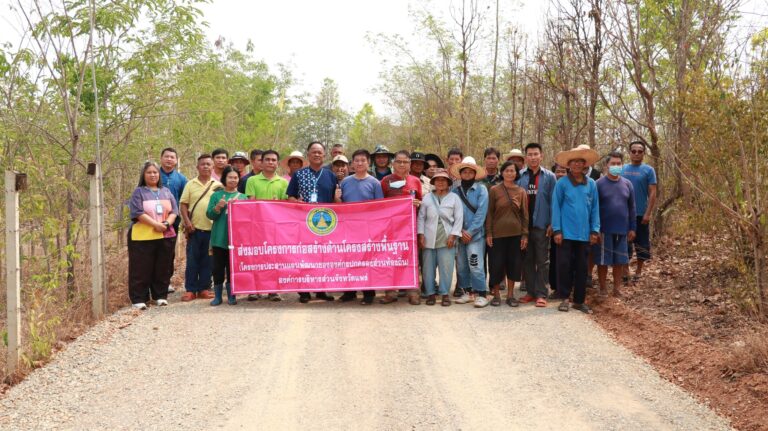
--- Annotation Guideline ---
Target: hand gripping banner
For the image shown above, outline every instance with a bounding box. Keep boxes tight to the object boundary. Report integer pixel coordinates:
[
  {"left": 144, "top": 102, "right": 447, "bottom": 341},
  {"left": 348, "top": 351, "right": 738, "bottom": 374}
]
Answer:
[{"left": 228, "top": 196, "right": 418, "bottom": 294}]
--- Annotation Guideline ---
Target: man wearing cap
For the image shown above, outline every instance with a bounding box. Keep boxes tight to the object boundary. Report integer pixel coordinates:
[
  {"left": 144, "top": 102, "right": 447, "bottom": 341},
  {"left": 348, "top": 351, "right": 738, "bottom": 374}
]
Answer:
[
  {"left": 331, "top": 155, "right": 350, "bottom": 182},
  {"left": 337, "top": 149, "right": 384, "bottom": 305},
  {"left": 409, "top": 151, "right": 432, "bottom": 197},
  {"left": 506, "top": 149, "right": 526, "bottom": 172},
  {"left": 282, "top": 150, "right": 307, "bottom": 180},
  {"left": 371, "top": 145, "right": 394, "bottom": 180},
  {"left": 451, "top": 157, "right": 491, "bottom": 307},
  {"left": 380, "top": 150, "right": 423, "bottom": 305},
  {"left": 287, "top": 141, "right": 338, "bottom": 303},
  {"left": 552, "top": 145, "right": 601, "bottom": 314},
  {"left": 240, "top": 149, "right": 263, "bottom": 193},
  {"left": 516, "top": 142, "right": 558, "bottom": 306},
  {"left": 228, "top": 151, "right": 250, "bottom": 193}
]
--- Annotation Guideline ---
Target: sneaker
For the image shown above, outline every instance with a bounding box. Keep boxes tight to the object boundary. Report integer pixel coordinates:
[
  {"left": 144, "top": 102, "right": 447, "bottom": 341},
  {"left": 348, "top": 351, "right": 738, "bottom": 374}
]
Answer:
[
  {"left": 268, "top": 293, "right": 282, "bottom": 302},
  {"left": 156, "top": 299, "right": 168, "bottom": 306},
  {"left": 455, "top": 294, "right": 471, "bottom": 304},
  {"left": 132, "top": 303, "right": 147, "bottom": 310},
  {"left": 167, "top": 285, "right": 176, "bottom": 293},
  {"left": 474, "top": 296, "right": 489, "bottom": 308}
]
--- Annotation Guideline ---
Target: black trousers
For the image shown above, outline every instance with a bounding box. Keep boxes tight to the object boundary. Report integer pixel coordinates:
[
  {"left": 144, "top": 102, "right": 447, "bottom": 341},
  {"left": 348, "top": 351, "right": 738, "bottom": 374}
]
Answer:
[
  {"left": 211, "top": 247, "right": 231, "bottom": 285},
  {"left": 488, "top": 236, "right": 523, "bottom": 286},
  {"left": 556, "top": 239, "right": 589, "bottom": 304},
  {"left": 127, "top": 232, "right": 174, "bottom": 304}
]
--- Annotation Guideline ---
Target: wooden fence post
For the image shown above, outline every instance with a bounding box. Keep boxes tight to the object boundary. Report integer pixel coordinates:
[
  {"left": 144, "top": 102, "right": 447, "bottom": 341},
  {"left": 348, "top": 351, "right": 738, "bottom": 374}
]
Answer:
[
  {"left": 87, "top": 163, "right": 106, "bottom": 319},
  {"left": 5, "top": 171, "right": 25, "bottom": 377}
]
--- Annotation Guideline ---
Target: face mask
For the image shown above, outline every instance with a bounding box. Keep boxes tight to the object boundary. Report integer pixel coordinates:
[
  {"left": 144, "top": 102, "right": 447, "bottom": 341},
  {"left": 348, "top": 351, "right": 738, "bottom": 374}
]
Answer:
[{"left": 609, "top": 166, "right": 623, "bottom": 176}]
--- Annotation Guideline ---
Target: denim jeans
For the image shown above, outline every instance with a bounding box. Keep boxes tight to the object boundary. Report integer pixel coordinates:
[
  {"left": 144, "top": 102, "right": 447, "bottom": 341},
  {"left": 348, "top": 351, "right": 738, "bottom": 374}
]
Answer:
[
  {"left": 185, "top": 230, "right": 212, "bottom": 293},
  {"left": 422, "top": 246, "right": 457, "bottom": 296},
  {"left": 456, "top": 236, "right": 487, "bottom": 292}
]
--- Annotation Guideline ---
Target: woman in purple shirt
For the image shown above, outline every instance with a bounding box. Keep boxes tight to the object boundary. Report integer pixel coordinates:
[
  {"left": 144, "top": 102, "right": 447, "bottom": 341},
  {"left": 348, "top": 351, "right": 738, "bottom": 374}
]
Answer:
[{"left": 127, "top": 162, "right": 179, "bottom": 310}]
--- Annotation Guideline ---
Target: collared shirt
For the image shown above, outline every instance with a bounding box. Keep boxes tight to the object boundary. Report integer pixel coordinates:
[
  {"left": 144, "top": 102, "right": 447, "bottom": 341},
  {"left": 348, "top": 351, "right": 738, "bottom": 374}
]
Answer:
[
  {"left": 239, "top": 170, "right": 258, "bottom": 194},
  {"left": 245, "top": 173, "right": 289, "bottom": 200},
  {"left": 451, "top": 182, "right": 489, "bottom": 237},
  {"left": 372, "top": 167, "right": 392, "bottom": 181},
  {"left": 552, "top": 174, "right": 600, "bottom": 242},
  {"left": 159, "top": 168, "right": 187, "bottom": 204},
  {"left": 286, "top": 166, "right": 338, "bottom": 203},
  {"left": 180, "top": 177, "right": 221, "bottom": 231},
  {"left": 206, "top": 189, "right": 247, "bottom": 249},
  {"left": 418, "top": 192, "right": 464, "bottom": 249},
  {"left": 516, "top": 167, "right": 556, "bottom": 230}
]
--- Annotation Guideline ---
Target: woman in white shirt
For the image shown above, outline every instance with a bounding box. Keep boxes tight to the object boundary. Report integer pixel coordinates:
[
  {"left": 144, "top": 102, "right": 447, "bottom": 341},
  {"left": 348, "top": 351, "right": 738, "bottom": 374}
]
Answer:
[{"left": 418, "top": 170, "right": 464, "bottom": 306}]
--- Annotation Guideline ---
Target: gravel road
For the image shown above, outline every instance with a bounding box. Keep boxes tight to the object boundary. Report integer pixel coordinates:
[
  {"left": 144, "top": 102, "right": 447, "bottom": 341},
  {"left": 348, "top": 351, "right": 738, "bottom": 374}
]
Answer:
[{"left": 0, "top": 290, "right": 731, "bottom": 430}]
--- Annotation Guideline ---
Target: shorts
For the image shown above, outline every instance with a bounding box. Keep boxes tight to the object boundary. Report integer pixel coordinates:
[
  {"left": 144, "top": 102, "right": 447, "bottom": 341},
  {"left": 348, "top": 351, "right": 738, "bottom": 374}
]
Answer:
[{"left": 592, "top": 233, "right": 629, "bottom": 266}]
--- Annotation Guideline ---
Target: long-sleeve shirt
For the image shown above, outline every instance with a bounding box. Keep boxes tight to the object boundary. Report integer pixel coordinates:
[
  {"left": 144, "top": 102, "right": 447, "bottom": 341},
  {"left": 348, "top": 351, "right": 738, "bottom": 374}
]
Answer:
[
  {"left": 485, "top": 183, "right": 529, "bottom": 239},
  {"left": 418, "top": 192, "right": 464, "bottom": 249},
  {"left": 596, "top": 176, "right": 637, "bottom": 234},
  {"left": 451, "top": 182, "right": 489, "bottom": 237},
  {"left": 206, "top": 189, "right": 247, "bottom": 249},
  {"left": 516, "top": 167, "right": 557, "bottom": 229},
  {"left": 551, "top": 174, "right": 600, "bottom": 242}
]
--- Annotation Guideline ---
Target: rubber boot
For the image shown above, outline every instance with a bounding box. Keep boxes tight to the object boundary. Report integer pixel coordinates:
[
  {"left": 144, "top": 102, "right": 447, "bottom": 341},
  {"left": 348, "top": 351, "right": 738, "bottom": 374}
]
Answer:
[
  {"left": 226, "top": 283, "right": 237, "bottom": 305},
  {"left": 210, "top": 284, "right": 223, "bottom": 306}
]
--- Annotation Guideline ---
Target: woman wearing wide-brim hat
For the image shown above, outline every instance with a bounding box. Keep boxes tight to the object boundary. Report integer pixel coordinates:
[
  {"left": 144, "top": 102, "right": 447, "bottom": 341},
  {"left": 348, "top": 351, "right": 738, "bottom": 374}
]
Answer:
[
  {"left": 551, "top": 144, "right": 601, "bottom": 315},
  {"left": 450, "top": 157, "right": 491, "bottom": 308},
  {"left": 281, "top": 150, "right": 308, "bottom": 179},
  {"left": 418, "top": 169, "right": 463, "bottom": 306}
]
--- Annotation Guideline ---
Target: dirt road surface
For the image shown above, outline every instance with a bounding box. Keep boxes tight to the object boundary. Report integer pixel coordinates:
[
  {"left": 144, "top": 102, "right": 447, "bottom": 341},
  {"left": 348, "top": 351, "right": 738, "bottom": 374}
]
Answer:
[{"left": 0, "top": 293, "right": 731, "bottom": 430}]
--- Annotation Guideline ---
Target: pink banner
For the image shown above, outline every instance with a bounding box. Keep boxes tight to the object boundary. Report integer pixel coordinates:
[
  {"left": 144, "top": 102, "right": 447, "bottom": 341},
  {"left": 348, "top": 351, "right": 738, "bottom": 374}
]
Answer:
[{"left": 228, "top": 196, "right": 418, "bottom": 294}]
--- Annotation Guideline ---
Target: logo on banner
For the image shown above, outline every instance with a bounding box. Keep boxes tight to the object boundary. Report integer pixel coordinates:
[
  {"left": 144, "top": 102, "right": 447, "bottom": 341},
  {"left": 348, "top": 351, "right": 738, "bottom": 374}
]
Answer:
[{"left": 306, "top": 207, "right": 338, "bottom": 236}]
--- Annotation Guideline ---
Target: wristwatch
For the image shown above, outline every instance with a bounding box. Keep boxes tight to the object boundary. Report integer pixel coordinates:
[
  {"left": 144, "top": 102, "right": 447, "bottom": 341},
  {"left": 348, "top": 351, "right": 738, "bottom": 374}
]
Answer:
[{"left": 162, "top": 221, "right": 170, "bottom": 228}]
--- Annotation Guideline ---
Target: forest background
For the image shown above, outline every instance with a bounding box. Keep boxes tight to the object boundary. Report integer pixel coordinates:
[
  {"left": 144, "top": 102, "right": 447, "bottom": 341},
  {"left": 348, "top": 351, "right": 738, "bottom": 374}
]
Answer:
[{"left": 0, "top": 0, "right": 767, "bottom": 386}]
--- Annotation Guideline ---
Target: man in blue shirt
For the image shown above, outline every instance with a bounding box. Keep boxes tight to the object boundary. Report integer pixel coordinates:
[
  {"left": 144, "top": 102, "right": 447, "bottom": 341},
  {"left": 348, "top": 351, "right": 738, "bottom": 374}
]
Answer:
[
  {"left": 159, "top": 147, "right": 187, "bottom": 293},
  {"left": 622, "top": 141, "right": 657, "bottom": 282},
  {"left": 517, "top": 142, "right": 558, "bottom": 305},
  {"left": 287, "top": 141, "right": 338, "bottom": 303},
  {"left": 450, "top": 157, "right": 490, "bottom": 308},
  {"left": 552, "top": 146, "right": 600, "bottom": 314},
  {"left": 337, "top": 149, "right": 384, "bottom": 305},
  {"left": 594, "top": 152, "right": 636, "bottom": 299},
  {"left": 239, "top": 149, "right": 262, "bottom": 194}
]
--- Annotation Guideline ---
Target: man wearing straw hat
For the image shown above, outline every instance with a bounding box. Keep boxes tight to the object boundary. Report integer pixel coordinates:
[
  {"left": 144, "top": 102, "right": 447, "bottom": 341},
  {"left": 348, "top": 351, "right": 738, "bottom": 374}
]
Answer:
[
  {"left": 552, "top": 145, "right": 601, "bottom": 314},
  {"left": 450, "top": 156, "right": 491, "bottom": 307}
]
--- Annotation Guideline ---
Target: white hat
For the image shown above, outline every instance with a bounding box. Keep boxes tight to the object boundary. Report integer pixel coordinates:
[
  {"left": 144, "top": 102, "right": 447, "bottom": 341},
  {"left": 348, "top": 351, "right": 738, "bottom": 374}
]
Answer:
[
  {"left": 331, "top": 155, "right": 349, "bottom": 165},
  {"left": 449, "top": 156, "right": 487, "bottom": 180},
  {"left": 555, "top": 144, "right": 600, "bottom": 166}
]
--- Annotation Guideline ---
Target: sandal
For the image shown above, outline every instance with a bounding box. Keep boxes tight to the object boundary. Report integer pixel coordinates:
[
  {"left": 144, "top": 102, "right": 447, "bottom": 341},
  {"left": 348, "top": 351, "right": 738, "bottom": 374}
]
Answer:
[
  {"left": 572, "top": 302, "right": 593, "bottom": 314},
  {"left": 535, "top": 298, "right": 547, "bottom": 307},
  {"left": 490, "top": 296, "right": 501, "bottom": 307},
  {"left": 506, "top": 297, "right": 519, "bottom": 307},
  {"left": 441, "top": 295, "right": 451, "bottom": 306},
  {"left": 518, "top": 295, "right": 535, "bottom": 304},
  {"left": 426, "top": 295, "right": 436, "bottom": 306},
  {"left": 379, "top": 296, "right": 398, "bottom": 304},
  {"left": 558, "top": 300, "right": 570, "bottom": 312},
  {"left": 409, "top": 296, "right": 421, "bottom": 306}
]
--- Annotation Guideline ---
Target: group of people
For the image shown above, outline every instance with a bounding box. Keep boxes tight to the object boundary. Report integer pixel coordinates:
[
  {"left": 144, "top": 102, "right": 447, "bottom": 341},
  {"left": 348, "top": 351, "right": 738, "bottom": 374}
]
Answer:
[{"left": 127, "top": 139, "right": 656, "bottom": 314}]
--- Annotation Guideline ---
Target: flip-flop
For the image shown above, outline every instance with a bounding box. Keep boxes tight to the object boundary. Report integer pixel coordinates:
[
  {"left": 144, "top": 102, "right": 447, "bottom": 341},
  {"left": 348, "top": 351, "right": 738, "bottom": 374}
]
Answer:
[
  {"left": 535, "top": 298, "right": 547, "bottom": 307},
  {"left": 490, "top": 296, "right": 501, "bottom": 306},
  {"left": 506, "top": 297, "right": 519, "bottom": 307}
]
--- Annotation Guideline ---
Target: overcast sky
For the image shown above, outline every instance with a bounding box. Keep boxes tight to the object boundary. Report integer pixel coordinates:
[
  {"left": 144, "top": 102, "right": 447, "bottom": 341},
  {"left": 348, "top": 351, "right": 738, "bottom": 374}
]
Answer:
[{"left": 199, "top": 0, "right": 548, "bottom": 114}]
